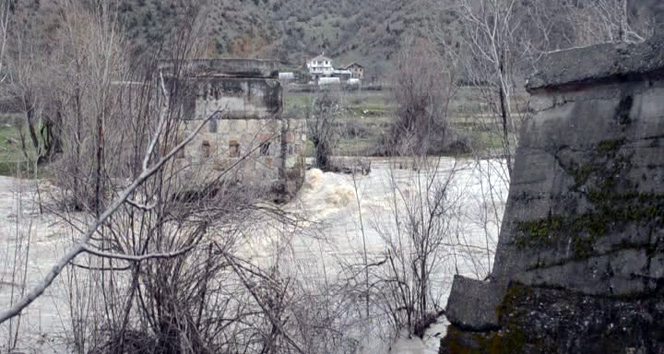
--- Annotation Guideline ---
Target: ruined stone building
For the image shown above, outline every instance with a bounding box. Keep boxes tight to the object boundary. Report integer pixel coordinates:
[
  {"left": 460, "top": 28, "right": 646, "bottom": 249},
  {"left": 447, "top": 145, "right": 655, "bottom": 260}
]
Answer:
[
  {"left": 442, "top": 25, "right": 664, "bottom": 353},
  {"left": 161, "top": 59, "right": 306, "bottom": 200}
]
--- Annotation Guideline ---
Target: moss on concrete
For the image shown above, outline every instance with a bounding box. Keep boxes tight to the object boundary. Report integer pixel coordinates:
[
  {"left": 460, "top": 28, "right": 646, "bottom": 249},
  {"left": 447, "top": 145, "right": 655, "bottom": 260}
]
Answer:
[
  {"left": 442, "top": 281, "right": 664, "bottom": 353},
  {"left": 515, "top": 213, "right": 610, "bottom": 259},
  {"left": 569, "top": 163, "right": 603, "bottom": 188},
  {"left": 440, "top": 283, "right": 556, "bottom": 354},
  {"left": 514, "top": 138, "right": 664, "bottom": 260},
  {"left": 597, "top": 138, "right": 625, "bottom": 155},
  {"left": 514, "top": 196, "right": 663, "bottom": 259}
]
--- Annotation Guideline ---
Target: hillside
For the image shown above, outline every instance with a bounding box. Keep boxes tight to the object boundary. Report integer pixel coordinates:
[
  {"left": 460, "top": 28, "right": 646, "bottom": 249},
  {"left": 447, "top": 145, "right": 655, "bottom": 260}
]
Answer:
[
  {"left": 118, "top": 0, "right": 439, "bottom": 79},
  {"left": 267, "top": 0, "right": 436, "bottom": 78},
  {"left": 9, "top": 0, "right": 657, "bottom": 81}
]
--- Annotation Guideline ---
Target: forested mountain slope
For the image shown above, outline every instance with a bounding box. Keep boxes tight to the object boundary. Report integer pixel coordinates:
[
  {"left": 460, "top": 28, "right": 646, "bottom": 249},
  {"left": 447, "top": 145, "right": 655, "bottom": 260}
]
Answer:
[
  {"left": 9, "top": 0, "right": 659, "bottom": 80},
  {"left": 118, "top": 0, "right": 439, "bottom": 78},
  {"left": 116, "top": 0, "right": 658, "bottom": 79}
]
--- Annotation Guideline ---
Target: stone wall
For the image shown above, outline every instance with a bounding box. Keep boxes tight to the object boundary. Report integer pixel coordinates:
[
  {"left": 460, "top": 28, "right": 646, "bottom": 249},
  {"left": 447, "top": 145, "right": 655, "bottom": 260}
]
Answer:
[
  {"left": 169, "top": 60, "right": 305, "bottom": 200},
  {"left": 159, "top": 58, "right": 280, "bottom": 79},
  {"left": 442, "top": 28, "right": 664, "bottom": 353},
  {"left": 191, "top": 78, "right": 282, "bottom": 119}
]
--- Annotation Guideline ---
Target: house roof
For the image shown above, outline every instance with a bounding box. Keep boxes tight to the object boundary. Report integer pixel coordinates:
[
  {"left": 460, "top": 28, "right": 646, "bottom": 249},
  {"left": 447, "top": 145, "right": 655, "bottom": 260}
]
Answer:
[
  {"left": 342, "top": 62, "right": 364, "bottom": 69},
  {"left": 309, "top": 53, "right": 332, "bottom": 62}
]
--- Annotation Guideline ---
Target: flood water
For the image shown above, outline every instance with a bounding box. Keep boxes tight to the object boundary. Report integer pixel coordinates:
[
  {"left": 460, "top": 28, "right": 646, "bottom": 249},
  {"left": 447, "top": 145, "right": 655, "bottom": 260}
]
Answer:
[
  {"left": 244, "top": 157, "right": 509, "bottom": 353},
  {"left": 0, "top": 157, "right": 509, "bottom": 353}
]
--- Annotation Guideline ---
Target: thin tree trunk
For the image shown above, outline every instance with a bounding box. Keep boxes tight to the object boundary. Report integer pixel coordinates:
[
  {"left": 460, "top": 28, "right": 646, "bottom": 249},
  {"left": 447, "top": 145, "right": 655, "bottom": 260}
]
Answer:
[
  {"left": 498, "top": 53, "right": 513, "bottom": 176},
  {"left": 95, "top": 114, "right": 104, "bottom": 215},
  {"left": 25, "top": 99, "right": 42, "bottom": 162}
]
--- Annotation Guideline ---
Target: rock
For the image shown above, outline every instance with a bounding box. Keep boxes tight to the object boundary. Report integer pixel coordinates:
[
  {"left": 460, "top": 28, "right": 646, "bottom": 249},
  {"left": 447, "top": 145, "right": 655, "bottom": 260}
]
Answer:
[
  {"left": 444, "top": 275, "right": 501, "bottom": 331},
  {"left": 441, "top": 282, "right": 664, "bottom": 354}
]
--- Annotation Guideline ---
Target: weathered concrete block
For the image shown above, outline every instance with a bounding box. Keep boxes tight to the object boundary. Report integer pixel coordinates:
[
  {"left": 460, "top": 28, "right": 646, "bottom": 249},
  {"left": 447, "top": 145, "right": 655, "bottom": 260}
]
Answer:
[
  {"left": 442, "top": 282, "right": 664, "bottom": 354},
  {"left": 444, "top": 26, "right": 664, "bottom": 353},
  {"left": 526, "top": 31, "right": 664, "bottom": 91},
  {"left": 445, "top": 275, "right": 501, "bottom": 331},
  {"left": 528, "top": 94, "right": 555, "bottom": 112}
]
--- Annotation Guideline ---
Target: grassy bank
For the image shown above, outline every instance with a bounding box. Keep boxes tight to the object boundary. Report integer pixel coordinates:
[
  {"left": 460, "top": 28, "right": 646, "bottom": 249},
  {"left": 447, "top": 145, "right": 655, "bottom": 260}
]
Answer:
[
  {"left": 0, "top": 119, "right": 45, "bottom": 177},
  {"left": 290, "top": 88, "right": 523, "bottom": 157}
]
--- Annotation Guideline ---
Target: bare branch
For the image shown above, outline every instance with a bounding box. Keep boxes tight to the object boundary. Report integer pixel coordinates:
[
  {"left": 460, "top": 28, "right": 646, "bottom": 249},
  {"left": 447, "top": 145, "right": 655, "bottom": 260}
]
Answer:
[
  {"left": 125, "top": 197, "right": 157, "bottom": 211},
  {"left": 142, "top": 70, "right": 169, "bottom": 171},
  {"left": 0, "top": 110, "right": 215, "bottom": 325},
  {"left": 217, "top": 244, "right": 307, "bottom": 354},
  {"left": 81, "top": 243, "right": 196, "bottom": 261}
]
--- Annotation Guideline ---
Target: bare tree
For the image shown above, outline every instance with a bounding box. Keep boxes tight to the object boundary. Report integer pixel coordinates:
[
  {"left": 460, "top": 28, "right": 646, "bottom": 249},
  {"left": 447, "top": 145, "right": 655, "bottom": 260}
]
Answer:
[
  {"left": 306, "top": 87, "right": 344, "bottom": 171},
  {"left": 0, "top": 0, "right": 209, "bottom": 329},
  {"left": 377, "top": 37, "right": 459, "bottom": 158},
  {"left": 443, "top": 0, "right": 533, "bottom": 176},
  {"left": 0, "top": 0, "right": 64, "bottom": 165},
  {"left": 424, "top": 1, "right": 543, "bottom": 273},
  {"left": 1, "top": 3, "right": 379, "bottom": 353},
  {"left": 366, "top": 156, "right": 462, "bottom": 338},
  {"left": 569, "top": 0, "right": 653, "bottom": 45},
  {"left": 0, "top": 0, "right": 12, "bottom": 82}
]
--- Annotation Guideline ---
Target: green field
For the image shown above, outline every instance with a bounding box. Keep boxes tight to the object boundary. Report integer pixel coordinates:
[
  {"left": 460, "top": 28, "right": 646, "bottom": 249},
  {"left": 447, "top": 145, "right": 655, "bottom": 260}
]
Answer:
[
  {"left": 0, "top": 88, "right": 523, "bottom": 176},
  {"left": 284, "top": 90, "right": 394, "bottom": 118},
  {"left": 0, "top": 116, "right": 45, "bottom": 177},
  {"left": 286, "top": 87, "right": 525, "bottom": 157}
]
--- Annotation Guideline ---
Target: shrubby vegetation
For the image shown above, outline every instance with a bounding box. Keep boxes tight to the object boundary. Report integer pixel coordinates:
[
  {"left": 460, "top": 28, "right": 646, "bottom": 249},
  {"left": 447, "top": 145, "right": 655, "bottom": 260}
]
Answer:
[{"left": 372, "top": 38, "right": 474, "bottom": 157}]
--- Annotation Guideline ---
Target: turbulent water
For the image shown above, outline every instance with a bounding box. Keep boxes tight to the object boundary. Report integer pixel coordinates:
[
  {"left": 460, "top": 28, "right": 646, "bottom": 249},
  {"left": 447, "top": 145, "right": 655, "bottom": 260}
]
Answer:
[
  {"left": 0, "top": 157, "right": 509, "bottom": 353},
  {"left": 238, "top": 157, "right": 509, "bottom": 353}
]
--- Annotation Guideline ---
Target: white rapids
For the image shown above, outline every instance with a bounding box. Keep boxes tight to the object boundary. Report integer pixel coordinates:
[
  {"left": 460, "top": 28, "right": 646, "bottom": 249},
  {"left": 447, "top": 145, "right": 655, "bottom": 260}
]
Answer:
[{"left": 0, "top": 157, "right": 509, "bottom": 353}]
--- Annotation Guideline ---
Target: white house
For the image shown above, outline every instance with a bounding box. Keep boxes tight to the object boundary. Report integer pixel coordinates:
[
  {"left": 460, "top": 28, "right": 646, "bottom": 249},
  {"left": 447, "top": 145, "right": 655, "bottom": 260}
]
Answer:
[{"left": 306, "top": 53, "right": 334, "bottom": 77}]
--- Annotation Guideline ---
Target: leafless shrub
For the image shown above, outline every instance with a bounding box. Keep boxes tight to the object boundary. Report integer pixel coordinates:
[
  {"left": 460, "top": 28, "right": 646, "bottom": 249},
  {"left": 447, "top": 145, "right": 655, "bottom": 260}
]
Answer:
[
  {"left": 306, "top": 88, "right": 344, "bottom": 171},
  {"left": 1, "top": 3, "right": 383, "bottom": 353},
  {"left": 1, "top": 180, "right": 36, "bottom": 352},
  {"left": 369, "top": 156, "right": 463, "bottom": 337},
  {"left": 375, "top": 38, "right": 468, "bottom": 157},
  {"left": 339, "top": 119, "right": 371, "bottom": 140}
]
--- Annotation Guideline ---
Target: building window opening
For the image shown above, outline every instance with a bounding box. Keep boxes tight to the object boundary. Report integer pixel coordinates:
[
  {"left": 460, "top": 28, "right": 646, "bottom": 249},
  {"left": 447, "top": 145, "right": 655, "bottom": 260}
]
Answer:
[
  {"left": 260, "top": 141, "right": 271, "bottom": 156},
  {"left": 202, "top": 140, "right": 211, "bottom": 158},
  {"left": 229, "top": 141, "right": 240, "bottom": 157},
  {"left": 209, "top": 118, "right": 218, "bottom": 133}
]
